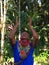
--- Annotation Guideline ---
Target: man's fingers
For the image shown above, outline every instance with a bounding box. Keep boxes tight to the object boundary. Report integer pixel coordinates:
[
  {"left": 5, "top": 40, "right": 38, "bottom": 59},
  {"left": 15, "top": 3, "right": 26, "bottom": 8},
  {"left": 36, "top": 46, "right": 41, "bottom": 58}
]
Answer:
[{"left": 8, "top": 25, "right": 14, "bottom": 30}]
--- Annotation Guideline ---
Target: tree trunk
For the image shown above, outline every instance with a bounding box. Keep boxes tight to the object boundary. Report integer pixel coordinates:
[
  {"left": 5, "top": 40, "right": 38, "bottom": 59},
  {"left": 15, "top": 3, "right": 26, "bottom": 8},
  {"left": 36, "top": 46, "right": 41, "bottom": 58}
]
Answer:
[
  {"left": 0, "top": 0, "right": 3, "bottom": 64},
  {"left": 1, "top": 0, "right": 6, "bottom": 65}
]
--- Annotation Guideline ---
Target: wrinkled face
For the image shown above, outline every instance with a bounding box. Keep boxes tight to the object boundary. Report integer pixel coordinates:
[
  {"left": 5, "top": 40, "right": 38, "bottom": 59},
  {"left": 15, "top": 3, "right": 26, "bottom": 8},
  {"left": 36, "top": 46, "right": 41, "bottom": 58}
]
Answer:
[{"left": 20, "top": 32, "right": 30, "bottom": 46}]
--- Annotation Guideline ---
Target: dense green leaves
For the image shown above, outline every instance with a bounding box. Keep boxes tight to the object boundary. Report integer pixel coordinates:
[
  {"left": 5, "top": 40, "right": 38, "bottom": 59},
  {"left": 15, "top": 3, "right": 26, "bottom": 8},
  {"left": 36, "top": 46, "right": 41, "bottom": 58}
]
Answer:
[{"left": 0, "top": 0, "right": 49, "bottom": 64}]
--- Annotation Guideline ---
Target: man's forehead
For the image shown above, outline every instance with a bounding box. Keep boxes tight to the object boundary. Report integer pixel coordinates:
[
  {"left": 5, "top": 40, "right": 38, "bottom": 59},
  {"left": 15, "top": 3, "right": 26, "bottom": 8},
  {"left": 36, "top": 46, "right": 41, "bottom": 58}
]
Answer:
[{"left": 21, "top": 32, "right": 29, "bottom": 36}]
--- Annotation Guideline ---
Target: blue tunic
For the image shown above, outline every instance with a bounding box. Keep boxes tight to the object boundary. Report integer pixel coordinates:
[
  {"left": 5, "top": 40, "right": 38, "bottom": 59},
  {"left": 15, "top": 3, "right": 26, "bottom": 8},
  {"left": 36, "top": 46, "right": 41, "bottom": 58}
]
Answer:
[{"left": 13, "top": 40, "right": 34, "bottom": 65}]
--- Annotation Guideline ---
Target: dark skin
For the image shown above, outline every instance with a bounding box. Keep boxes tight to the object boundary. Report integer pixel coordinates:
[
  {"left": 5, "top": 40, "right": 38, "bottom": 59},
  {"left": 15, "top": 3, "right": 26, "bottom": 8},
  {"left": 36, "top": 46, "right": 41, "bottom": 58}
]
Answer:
[{"left": 9, "top": 17, "right": 38, "bottom": 65}]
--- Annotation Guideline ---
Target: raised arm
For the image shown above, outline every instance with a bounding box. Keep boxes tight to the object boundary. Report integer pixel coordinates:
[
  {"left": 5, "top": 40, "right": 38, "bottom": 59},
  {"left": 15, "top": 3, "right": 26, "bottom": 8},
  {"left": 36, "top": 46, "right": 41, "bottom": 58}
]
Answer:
[
  {"left": 9, "top": 17, "right": 19, "bottom": 45},
  {"left": 29, "top": 17, "right": 38, "bottom": 47}
]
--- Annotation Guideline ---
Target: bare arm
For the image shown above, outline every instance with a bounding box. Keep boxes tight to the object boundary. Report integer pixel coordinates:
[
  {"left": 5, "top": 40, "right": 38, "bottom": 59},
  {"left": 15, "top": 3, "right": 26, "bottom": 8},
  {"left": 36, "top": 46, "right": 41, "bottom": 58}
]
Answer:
[
  {"left": 9, "top": 17, "right": 19, "bottom": 45},
  {"left": 29, "top": 17, "right": 38, "bottom": 47}
]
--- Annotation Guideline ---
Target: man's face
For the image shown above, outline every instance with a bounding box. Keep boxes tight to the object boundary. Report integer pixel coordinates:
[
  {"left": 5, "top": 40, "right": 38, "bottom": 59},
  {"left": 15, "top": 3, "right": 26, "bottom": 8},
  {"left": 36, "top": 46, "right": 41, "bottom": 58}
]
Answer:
[{"left": 20, "top": 32, "right": 30, "bottom": 46}]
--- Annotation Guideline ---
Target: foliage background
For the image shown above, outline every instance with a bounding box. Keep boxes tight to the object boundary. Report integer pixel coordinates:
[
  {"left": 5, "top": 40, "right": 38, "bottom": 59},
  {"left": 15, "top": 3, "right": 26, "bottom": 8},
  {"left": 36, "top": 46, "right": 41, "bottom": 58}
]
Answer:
[{"left": 0, "top": 0, "right": 49, "bottom": 65}]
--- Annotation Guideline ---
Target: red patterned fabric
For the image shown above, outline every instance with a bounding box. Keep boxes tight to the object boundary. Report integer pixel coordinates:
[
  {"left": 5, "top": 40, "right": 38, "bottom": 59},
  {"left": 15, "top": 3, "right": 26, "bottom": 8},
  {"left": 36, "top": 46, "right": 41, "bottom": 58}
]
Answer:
[{"left": 19, "top": 40, "right": 30, "bottom": 46}]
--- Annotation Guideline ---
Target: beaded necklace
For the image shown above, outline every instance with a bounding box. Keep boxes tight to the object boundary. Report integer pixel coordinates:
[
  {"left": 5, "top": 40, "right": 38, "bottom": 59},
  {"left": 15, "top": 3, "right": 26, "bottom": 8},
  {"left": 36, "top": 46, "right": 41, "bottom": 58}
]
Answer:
[{"left": 17, "top": 42, "right": 30, "bottom": 53}]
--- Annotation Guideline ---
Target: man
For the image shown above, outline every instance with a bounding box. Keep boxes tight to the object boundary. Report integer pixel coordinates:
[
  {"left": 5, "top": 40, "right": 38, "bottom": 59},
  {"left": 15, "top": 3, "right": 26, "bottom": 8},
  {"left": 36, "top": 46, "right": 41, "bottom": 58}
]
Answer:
[{"left": 9, "top": 17, "right": 38, "bottom": 65}]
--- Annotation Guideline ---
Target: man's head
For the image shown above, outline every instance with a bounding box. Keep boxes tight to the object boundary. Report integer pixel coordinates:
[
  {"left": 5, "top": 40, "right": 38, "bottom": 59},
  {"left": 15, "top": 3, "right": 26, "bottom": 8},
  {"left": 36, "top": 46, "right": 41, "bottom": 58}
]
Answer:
[
  {"left": 20, "top": 32, "right": 30, "bottom": 46},
  {"left": 21, "top": 32, "right": 29, "bottom": 39}
]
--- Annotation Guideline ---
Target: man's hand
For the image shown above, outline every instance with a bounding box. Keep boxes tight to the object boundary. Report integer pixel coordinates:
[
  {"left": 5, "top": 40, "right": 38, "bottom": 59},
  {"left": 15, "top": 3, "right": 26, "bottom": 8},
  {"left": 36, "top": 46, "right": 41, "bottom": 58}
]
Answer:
[
  {"left": 8, "top": 17, "right": 19, "bottom": 30},
  {"left": 9, "top": 16, "right": 19, "bottom": 45},
  {"left": 29, "top": 17, "right": 32, "bottom": 28},
  {"left": 8, "top": 24, "right": 14, "bottom": 30},
  {"left": 29, "top": 17, "right": 38, "bottom": 47}
]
